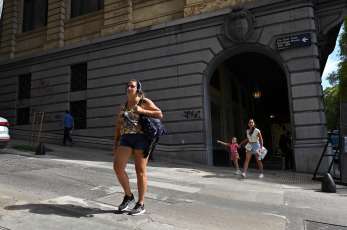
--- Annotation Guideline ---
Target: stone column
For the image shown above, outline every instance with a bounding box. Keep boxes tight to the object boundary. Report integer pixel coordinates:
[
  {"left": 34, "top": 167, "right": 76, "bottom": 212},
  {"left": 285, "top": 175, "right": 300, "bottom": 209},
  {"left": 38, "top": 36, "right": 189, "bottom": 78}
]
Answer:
[
  {"left": 0, "top": 0, "right": 19, "bottom": 61},
  {"left": 44, "top": 0, "right": 65, "bottom": 50},
  {"left": 101, "top": 0, "right": 134, "bottom": 36},
  {"left": 290, "top": 69, "right": 328, "bottom": 173}
]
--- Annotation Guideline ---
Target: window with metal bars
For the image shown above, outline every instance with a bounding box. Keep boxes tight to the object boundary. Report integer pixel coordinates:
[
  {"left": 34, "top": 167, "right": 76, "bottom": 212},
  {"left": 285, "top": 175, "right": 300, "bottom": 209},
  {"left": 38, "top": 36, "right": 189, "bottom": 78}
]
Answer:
[
  {"left": 71, "top": 63, "right": 87, "bottom": 92},
  {"left": 70, "top": 100, "right": 86, "bottom": 129},
  {"left": 17, "top": 108, "right": 30, "bottom": 125},
  {"left": 18, "top": 74, "right": 31, "bottom": 100},
  {"left": 70, "top": 0, "right": 104, "bottom": 18}
]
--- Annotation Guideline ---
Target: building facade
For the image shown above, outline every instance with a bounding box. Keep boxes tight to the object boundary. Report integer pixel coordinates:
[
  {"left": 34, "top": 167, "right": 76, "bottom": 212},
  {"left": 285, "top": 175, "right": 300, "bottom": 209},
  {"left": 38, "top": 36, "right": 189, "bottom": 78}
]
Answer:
[{"left": 0, "top": 0, "right": 346, "bottom": 173}]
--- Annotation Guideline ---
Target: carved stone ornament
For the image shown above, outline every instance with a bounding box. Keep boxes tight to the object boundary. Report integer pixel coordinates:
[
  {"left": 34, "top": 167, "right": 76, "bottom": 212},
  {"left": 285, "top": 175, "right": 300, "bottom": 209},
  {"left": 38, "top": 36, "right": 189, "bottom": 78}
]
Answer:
[{"left": 224, "top": 8, "right": 255, "bottom": 43}]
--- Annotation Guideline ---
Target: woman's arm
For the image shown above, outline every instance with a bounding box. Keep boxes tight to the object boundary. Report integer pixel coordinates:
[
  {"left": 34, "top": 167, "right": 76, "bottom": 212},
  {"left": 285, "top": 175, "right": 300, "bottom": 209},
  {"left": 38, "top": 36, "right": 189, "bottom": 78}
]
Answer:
[
  {"left": 113, "top": 105, "right": 122, "bottom": 154},
  {"left": 257, "top": 131, "right": 263, "bottom": 148},
  {"left": 238, "top": 138, "right": 249, "bottom": 148},
  {"left": 135, "top": 98, "right": 163, "bottom": 119}
]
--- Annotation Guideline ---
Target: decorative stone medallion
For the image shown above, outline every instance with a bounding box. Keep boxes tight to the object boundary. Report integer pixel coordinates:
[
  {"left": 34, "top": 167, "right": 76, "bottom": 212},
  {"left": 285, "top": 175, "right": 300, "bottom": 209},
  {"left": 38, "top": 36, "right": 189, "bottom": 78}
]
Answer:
[{"left": 224, "top": 8, "right": 255, "bottom": 43}]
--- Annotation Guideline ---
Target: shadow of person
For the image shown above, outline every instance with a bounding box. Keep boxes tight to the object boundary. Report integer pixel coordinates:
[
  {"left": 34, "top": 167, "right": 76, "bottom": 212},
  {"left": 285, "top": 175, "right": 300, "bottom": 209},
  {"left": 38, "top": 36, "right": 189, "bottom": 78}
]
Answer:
[{"left": 5, "top": 203, "right": 116, "bottom": 218}]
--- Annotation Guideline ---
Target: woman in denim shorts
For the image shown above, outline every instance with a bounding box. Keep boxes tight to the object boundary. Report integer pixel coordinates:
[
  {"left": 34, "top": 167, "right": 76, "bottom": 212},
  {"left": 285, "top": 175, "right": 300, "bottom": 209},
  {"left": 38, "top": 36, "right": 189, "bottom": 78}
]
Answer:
[
  {"left": 113, "top": 79, "right": 163, "bottom": 215},
  {"left": 238, "top": 119, "right": 264, "bottom": 179}
]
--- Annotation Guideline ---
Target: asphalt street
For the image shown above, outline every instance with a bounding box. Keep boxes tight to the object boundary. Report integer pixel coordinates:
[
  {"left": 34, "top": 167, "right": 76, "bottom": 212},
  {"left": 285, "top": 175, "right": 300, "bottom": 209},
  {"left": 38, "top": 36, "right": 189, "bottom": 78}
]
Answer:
[{"left": 0, "top": 139, "right": 346, "bottom": 230}]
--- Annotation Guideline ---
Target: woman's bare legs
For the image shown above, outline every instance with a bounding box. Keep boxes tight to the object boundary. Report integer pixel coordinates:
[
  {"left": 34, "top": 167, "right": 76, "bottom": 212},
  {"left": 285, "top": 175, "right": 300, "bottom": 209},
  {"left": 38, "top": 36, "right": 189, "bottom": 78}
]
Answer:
[
  {"left": 114, "top": 146, "right": 133, "bottom": 196},
  {"left": 255, "top": 153, "right": 264, "bottom": 173},
  {"left": 243, "top": 151, "right": 253, "bottom": 173},
  {"left": 134, "top": 150, "right": 149, "bottom": 205}
]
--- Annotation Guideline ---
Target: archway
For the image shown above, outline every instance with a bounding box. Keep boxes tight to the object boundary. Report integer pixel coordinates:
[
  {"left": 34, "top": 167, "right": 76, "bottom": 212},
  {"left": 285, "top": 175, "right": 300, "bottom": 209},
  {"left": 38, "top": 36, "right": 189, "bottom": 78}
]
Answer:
[{"left": 205, "top": 51, "right": 291, "bottom": 168}]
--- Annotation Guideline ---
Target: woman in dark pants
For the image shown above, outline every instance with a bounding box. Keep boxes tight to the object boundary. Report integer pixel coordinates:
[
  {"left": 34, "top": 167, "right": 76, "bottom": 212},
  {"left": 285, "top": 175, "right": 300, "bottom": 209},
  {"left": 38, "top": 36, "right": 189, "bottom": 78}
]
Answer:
[{"left": 113, "top": 79, "right": 163, "bottom": 215}]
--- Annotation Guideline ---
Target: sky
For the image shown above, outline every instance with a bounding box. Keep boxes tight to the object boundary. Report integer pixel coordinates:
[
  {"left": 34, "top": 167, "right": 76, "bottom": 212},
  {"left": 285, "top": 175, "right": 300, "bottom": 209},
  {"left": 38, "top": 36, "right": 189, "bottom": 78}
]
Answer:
[
  {"left": 321, "top": 26, "right": 344, "bottom": 90},
  {"left": 0, "top": 0, "right": 3, "bottom": 20}
]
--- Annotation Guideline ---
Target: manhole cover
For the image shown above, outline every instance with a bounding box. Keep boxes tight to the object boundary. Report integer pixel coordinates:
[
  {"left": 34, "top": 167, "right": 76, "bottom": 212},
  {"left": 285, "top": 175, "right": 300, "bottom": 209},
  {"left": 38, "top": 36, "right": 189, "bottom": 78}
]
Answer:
[{"left": 306, "top": 220, "right": 347, "bottom": 230}]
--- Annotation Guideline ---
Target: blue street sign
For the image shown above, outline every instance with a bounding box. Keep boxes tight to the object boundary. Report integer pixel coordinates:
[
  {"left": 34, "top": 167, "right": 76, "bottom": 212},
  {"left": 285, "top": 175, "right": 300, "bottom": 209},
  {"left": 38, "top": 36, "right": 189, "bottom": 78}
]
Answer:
[{"left": 276, "top": 33, "right": 311, "bottom": 50}]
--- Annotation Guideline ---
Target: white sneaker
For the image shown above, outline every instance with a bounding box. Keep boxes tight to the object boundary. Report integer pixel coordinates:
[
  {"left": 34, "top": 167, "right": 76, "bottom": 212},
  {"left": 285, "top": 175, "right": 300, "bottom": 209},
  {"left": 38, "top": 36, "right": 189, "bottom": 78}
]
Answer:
[
  {"left": 234, "top": 170, "right": 241, "bottom": 175},
  {"left": 259, "top": 174, "right": 264, "bottom": 179},
  {"left": 241, "top": 173, "right": 246, "bottom": 178}
]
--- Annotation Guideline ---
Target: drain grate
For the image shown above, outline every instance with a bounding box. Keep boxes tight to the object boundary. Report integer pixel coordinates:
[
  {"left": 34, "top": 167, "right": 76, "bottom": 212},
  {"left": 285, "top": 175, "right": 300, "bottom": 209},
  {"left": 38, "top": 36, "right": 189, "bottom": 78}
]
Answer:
[{"left": 306, "top": 220, "right": 347, "bottom": 230}]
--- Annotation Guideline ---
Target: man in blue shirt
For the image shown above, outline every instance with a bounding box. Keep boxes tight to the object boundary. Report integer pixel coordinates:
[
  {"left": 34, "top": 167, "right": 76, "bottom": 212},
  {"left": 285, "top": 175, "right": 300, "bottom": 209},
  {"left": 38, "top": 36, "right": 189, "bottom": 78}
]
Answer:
[{"left": 62, "top": 110, "right": 74, "bottom": 146}]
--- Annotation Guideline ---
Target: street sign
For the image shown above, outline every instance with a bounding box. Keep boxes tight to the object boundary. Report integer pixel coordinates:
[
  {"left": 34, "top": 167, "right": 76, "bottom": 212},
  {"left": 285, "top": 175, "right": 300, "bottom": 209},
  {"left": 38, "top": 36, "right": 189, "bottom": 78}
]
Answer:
[{"left": 276, "top": 33, "right": 311, "bottom": 50}]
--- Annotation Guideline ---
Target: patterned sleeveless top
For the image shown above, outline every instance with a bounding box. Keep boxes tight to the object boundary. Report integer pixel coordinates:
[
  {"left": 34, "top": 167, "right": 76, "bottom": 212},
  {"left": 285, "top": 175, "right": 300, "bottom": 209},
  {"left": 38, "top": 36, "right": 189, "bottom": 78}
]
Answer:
[{"left": 119, "top": 101, "right": 144, "bottom": 135}]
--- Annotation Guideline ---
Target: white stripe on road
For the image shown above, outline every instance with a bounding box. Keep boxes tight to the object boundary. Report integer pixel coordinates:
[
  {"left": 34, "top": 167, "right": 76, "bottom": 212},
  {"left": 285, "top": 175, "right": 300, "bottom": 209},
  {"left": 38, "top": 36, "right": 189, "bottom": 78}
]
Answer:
[{"left": 130, "top": 179, "right": 201, "bottom": 193}]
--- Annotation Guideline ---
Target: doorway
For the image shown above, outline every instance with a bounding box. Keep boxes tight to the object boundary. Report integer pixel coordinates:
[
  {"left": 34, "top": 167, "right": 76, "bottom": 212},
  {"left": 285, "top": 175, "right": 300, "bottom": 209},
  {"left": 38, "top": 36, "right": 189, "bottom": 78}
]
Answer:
[{"left": 209, "top": 52, "right": 290, "bottom": 167}]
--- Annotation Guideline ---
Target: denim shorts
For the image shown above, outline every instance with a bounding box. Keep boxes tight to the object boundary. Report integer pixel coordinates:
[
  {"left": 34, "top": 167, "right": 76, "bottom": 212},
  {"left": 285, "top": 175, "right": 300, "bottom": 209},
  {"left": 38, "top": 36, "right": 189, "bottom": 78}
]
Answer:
[
  {"left": 118, "top": 134, "right": 151, "bottom": 150},
  {"left": 245, "top": 142, "right": 261, "bottom": 154}
]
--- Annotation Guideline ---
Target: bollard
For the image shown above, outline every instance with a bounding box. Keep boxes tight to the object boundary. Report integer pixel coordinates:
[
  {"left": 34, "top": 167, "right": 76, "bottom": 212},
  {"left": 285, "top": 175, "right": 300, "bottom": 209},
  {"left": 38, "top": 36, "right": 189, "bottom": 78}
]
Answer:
[
  {"left": 321, "top": 173, "right": 336, "bottom": 193},
  {"left": 35, "top": 143, "right": 45, "bottom": 155}
]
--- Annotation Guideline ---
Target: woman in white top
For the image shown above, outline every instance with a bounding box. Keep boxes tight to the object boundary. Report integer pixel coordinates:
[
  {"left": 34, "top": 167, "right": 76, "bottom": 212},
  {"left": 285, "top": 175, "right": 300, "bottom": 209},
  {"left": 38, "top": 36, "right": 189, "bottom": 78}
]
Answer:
[{"left": 238, "top": 119, "right": 264, "bottom": 178}]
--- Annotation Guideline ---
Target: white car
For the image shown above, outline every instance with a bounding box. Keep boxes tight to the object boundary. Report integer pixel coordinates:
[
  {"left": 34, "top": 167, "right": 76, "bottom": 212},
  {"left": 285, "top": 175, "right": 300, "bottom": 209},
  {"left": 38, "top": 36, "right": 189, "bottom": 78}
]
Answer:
[{"left": 0, "top": 117, "right": 10, "bottom": 149}]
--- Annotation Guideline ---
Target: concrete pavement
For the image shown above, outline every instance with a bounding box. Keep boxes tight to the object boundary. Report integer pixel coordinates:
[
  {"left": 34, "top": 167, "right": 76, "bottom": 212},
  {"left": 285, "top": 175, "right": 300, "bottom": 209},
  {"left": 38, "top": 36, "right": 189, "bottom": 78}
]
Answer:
[{"left": 1, "top": 139, "right": 347, "bottom": 230}]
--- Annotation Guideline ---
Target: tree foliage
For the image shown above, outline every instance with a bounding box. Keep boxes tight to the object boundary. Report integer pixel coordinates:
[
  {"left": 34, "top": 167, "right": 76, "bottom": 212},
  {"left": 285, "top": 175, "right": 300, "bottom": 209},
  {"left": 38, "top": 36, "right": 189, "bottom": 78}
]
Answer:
[
  {"left": 338, "top": 16, "right": 347, "bottom": 100},
  {"left": 323, "top": 16, "right": 347, "bottom": 129}
]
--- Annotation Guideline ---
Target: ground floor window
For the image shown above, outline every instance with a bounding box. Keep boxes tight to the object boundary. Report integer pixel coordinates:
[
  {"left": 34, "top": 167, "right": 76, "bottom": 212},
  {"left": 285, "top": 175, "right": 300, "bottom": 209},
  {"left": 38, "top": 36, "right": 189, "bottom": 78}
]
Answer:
[{"left": 17, "top": 107, "right": 30, "bottom": 125}]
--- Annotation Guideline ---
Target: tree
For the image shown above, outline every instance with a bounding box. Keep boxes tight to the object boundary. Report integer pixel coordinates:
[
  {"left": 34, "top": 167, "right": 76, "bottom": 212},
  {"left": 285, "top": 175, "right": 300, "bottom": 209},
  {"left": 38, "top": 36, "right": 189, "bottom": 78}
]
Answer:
[
  {"left": 323, "top": 16, "right": 347, "bottom": 129},
  {"left": 323, "top": 85, "right": 339, "bottom": 129},
  {"left": 338, "top": 16, "right": 347, "bottom": 100}
]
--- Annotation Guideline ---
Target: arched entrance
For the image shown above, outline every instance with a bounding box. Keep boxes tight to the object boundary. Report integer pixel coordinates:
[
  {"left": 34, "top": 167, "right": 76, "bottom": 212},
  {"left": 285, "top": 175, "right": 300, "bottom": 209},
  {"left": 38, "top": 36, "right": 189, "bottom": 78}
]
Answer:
[{"left": 204, "top": 51, "right": 291, "bottom": 168}]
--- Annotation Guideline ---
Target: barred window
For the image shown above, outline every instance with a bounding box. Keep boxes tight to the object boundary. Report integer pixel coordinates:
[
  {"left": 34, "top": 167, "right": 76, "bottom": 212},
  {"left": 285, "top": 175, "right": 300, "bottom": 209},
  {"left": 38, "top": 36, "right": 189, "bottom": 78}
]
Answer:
[
  {"left": 71, "top": 0, "right": 104, "bottom": 18},
  {"left": 18, "top": 74, "right": 31, "bottom": 100},
  {"left": 70, "top": 100, "right": 86, "bottom": 129},
  {"left": 22, "top": 0, "right": 48, "bottom": 32},
  {"left": 71, "top": 63, "right": 87, "bottom": 92},
  {"left": 17, "top": 108, "right": 30, "bottom": 125}
]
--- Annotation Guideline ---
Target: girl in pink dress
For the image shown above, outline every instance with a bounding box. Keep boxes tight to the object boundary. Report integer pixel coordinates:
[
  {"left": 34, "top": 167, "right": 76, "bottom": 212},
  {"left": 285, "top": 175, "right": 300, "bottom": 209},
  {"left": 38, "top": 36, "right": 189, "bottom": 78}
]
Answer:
[{"left": 217, "top": 137, "right": 241, "bottom": 174}]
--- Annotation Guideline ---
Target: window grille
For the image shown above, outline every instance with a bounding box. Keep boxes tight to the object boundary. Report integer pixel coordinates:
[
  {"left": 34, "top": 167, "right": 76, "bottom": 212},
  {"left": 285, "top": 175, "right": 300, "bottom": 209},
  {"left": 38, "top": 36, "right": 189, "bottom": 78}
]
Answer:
[
  {"left": 17, "top": 108, "right": 30, "bottom": 125},
  {"left": 71, "top": 0, "right": 104, "bottom": 18},
  {"left": 70, "top": 100, "right": 86, "bottom": 129},
  {"left": 18, "top": 74, "right": 31, "bottom": 100},
  {"left": 71, "top": 63, "right": 87, "bottom": 92}
]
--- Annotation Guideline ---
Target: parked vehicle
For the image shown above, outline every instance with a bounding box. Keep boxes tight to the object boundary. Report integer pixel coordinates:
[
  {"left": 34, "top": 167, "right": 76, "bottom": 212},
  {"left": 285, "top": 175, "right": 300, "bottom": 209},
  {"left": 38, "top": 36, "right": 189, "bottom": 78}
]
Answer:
[
  {"left": 328, "top": 130, "right": 340, "bottom": 162},
  {"left": 0, "top": 117, "right": 10, "bottom": 149}
]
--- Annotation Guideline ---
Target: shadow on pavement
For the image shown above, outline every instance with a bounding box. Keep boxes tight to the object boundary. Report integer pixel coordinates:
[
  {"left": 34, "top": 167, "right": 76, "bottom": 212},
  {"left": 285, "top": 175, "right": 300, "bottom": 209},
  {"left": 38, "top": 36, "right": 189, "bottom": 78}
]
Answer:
[{"left": 4, "top": 203, "right": 116, "bottom": 218}]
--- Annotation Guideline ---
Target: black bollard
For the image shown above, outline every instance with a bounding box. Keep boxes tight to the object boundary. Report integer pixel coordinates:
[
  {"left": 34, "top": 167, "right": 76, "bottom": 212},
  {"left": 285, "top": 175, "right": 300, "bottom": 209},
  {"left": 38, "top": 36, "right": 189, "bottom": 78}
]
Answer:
[
  {"left": 35, "top": 143, "right": 45, "bottom": 155},
  {"left": 321, "top": 173, "right": 336, "bottom": 193}
]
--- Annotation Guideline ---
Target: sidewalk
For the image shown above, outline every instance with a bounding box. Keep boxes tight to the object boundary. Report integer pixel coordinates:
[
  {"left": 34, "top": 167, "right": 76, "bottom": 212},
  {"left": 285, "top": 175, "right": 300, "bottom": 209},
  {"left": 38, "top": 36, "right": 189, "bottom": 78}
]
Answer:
[
  {"left": 6, "top": 138, "right": 346, "bottom": 194},
  {"left": 2, "top": 139, "right": 347, "bottom": 230}
]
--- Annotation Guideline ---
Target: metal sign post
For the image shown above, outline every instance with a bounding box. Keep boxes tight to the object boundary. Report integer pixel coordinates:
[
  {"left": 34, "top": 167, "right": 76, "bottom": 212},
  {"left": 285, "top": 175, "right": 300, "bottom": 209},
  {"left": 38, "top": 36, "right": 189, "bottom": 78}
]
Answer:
[
  {"left": 36, "top": 112, "right": 44, "bottom": 147},
  {"left": 29, "top": 112, "right": 36, "bottom": 146}
]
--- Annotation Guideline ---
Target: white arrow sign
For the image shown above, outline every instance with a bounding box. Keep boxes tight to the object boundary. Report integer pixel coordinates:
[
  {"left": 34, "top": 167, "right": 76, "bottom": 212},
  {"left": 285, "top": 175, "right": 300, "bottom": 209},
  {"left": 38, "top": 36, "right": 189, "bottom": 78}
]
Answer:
[{"left": 302, "top": 37, "right": 309, "bottom": 42}]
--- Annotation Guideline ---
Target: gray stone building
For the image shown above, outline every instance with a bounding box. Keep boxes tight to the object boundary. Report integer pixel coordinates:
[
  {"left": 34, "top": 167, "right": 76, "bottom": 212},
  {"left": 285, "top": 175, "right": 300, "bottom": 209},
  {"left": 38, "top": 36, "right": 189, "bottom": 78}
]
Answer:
[{"left": 0, "top": 0, "right": 346, "bottom": 173}]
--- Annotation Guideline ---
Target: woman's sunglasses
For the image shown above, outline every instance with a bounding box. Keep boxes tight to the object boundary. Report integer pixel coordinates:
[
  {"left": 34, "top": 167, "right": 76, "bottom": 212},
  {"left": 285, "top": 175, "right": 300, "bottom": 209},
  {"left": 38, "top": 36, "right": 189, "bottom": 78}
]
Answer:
[{"left": 127, "top": 85, "right": 136, "bottom": 88}]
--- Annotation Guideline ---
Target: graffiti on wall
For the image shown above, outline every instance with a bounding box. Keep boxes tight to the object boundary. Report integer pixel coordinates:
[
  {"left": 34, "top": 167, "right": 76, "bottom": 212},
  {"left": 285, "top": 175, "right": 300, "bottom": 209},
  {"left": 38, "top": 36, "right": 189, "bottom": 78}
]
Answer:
[{"left": 183, "top": 110, "right": 201, "bottom": 119}]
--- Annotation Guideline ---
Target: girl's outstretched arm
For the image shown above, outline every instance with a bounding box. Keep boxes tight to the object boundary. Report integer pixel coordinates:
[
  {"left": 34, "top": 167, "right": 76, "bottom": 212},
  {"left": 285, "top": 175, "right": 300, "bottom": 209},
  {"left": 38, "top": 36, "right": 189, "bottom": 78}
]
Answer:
[{"left": 217, "top": 140, "right": 229, "bottom": 146}]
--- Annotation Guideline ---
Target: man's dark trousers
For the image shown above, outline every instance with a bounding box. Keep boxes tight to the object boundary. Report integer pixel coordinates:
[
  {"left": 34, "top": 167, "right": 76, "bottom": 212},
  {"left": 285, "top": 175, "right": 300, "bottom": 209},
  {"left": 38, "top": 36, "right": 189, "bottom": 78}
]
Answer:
[{"left": 63, "top": 127, "right": 73, "bottom": 144}]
